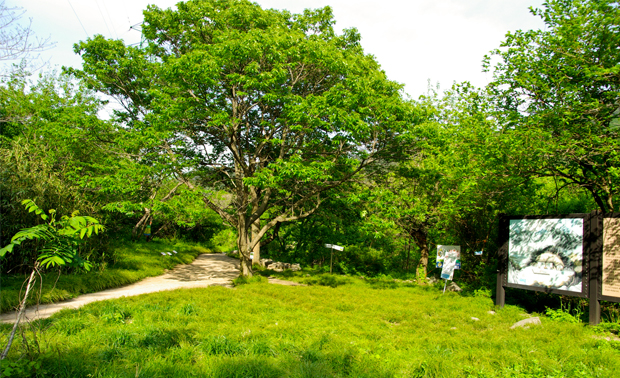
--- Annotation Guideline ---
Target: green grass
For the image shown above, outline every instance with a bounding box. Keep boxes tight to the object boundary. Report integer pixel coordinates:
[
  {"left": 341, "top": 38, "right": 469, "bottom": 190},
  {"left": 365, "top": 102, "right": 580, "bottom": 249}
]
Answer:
[
  {"left": 0, "top": 239, "right": 208, "bottom": 313},
  {"left": 1, "top": 277, "right": 618, "bottom": 377}
]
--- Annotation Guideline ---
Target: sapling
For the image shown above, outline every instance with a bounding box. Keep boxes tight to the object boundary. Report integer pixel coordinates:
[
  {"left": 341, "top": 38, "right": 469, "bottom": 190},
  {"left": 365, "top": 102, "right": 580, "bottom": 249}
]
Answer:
[{"left": 0, "top": 199, "right": 104, "bottom": 360}]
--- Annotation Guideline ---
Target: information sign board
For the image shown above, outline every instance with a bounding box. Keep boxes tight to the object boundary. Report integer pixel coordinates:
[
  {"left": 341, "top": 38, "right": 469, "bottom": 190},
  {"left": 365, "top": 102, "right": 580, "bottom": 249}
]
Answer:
[
  {"left": 507, "top": 218, "right": 583, "bottom": 293},
  {"left": 441, "top": 251, "right": 458, "bottom": 280},
  {"left": 603, "top": 218, "right": 620, "bottom": 298},
  {"left": 436, "top": 245, "right": 460, "bottom": 269}
]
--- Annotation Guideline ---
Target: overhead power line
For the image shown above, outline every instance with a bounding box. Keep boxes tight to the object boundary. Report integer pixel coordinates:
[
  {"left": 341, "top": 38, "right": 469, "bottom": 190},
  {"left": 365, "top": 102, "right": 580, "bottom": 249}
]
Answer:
[
  {"left": 100, "top": 0, "right": 119, "bottom": 39},
  {"left": 94, "top": 0, "right": 115, "bottom": 39},
  {"left": 66, "top": 0, "right": 89, "bottom": 38}
]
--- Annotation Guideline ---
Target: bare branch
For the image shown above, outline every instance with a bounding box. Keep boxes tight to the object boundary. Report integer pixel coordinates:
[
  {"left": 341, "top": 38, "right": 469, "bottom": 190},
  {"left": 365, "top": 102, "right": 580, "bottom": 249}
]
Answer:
[{"left": 0, "top": 1, "right": 56, "bottom": 73}]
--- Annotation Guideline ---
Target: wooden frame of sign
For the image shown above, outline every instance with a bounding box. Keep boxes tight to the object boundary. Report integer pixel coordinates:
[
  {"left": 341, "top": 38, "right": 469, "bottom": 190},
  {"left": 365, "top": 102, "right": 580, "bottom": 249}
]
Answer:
[{"left": 495, "top": 211, "right": 620, "bottom": 324}]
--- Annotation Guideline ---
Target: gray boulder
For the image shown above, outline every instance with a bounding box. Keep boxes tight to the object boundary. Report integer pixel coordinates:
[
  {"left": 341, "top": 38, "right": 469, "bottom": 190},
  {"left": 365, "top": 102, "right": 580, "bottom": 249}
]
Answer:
[
  {"left": 510, "top": 317, "right": 541, "bottom": 329},
  {"left": 261, "top": 259, "right": 273, "bottom": 267},
  {"left": 446, "top": 282, "right": 462, "bottom": 292}
]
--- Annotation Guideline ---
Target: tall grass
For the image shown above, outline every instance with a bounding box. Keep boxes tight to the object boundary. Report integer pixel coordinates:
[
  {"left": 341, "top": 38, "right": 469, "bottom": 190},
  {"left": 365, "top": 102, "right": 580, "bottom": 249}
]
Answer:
[
  {"left": 1, "top": 277, "right": 618, "bottom": 377},
  {"left": 0, "top": 239, "right": 208, "bottom": 313}
]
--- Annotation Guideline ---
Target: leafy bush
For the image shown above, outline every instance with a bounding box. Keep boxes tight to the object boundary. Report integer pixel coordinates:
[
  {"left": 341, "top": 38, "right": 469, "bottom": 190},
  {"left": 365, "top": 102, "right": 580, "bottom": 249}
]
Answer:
[
  {"left": 0, "top": 358, "right": 46, "bottom": 378},
  {"left": 545, "top": 305, "right": 581, "bottom": 323},
  {"left": 594, "top": 322, "right": 620, "bottom": 335}
]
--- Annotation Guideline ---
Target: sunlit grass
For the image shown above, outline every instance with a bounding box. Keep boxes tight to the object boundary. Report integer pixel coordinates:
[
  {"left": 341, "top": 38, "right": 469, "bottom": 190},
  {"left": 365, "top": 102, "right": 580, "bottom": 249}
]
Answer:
[
  {"left": 1, "top": 277, "right": 618, "bottom": 377},
  {"left": 0, "top": 239, "right": 208, "bottom": 313}
]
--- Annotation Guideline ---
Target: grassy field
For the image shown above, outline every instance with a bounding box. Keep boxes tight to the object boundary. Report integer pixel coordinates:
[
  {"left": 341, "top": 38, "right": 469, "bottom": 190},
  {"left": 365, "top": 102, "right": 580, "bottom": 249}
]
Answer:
[
  {"left": 1, "top": 276, "right": 618, "bottom": 378},
  {"left": 0, "top": 239, "right": 208, "bottom": 313}
]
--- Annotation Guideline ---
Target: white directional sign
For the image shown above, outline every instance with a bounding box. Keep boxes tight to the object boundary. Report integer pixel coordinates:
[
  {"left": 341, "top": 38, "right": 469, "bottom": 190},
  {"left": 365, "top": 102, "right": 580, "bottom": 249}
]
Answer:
[{"left": 325, "top": 244, "right": 343, "bottom": 251}]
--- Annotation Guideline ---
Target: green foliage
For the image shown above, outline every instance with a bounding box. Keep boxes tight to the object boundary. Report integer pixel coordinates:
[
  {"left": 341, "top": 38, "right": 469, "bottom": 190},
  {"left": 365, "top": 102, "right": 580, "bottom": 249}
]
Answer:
[
  {"left": 473, "top": 288, "right": 493, "bottom": 298},
  {"left": 545, "top": 306, "right": 582, "bottom": 324},
  {"left": 71, "top": 0, "right": 414, "bottom": 276},
  {"left": 208, "top": 228, "right": 237, "bottom": 253},
  {"left": 593, "top": 321, "right": 620, "bottom": 336},
  {"left": 485, "top": 0, "right": 620, "bottom": 212},
  {"left": 0, "top": 358, "right": 45, "bottom": 378},
  {"left": 1, "top": 200, "right": 105, "bottom": 271},
  {"left": 0, "top": 72, "right": 117, "bottom": 272}
]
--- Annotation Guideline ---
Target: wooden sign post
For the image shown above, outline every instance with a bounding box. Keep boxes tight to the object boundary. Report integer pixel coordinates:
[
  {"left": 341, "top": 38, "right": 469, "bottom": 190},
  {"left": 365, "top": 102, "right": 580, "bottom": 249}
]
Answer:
[
  {"left": 325, "top": 244, "right": 344, "bottom": 274},
  {"left": 496, "top": 211, "right": 620, "bottom": 325}
]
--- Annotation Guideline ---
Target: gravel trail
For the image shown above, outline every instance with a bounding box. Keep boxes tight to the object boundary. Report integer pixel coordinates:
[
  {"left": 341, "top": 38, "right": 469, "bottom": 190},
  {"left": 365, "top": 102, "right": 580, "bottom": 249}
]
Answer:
[{"left": 0, "top": 253, "right": 239, "bottom": 323}]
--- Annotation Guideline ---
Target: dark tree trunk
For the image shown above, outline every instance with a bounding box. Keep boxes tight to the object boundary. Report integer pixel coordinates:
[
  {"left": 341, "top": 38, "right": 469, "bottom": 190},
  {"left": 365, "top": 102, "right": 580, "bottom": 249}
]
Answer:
[{"left": 412, "top": 228, "right": 429, "bottom": 281}]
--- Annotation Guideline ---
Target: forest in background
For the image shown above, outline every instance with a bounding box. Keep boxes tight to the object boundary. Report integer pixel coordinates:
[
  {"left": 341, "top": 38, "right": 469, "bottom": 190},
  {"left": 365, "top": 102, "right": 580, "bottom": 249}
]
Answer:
[{"left": 1, "top": 0, "right": 619, "bottom": 287}]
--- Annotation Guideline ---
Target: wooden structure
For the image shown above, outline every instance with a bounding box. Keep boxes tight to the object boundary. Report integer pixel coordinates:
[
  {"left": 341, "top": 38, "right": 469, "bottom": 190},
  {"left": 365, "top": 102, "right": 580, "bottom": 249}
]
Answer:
[{"left": 496, "top": 212, "right": 620, "bottom": 325}]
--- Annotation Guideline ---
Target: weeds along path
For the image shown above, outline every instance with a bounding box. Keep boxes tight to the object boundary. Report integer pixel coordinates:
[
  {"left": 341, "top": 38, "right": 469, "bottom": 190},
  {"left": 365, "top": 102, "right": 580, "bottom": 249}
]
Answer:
[{"left": 0, "top": 253, "right": 240, "bottom": 323}]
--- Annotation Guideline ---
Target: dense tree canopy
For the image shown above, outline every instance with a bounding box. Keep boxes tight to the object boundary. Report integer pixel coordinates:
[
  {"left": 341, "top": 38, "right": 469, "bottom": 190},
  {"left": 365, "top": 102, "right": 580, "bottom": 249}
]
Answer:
[
  {"left": 1, "top": 0, "right": 615, "bottom": 283},
  {"left": 71, "top": 0, "right": 413, "bottom": 276},
  {"left": 486, "top": 0, "right": 620, "bottom": 212}
]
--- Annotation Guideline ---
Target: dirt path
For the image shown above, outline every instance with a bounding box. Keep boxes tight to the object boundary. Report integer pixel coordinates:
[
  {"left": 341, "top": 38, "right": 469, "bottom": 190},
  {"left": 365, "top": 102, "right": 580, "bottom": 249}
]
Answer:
[{"left": 0, "top": 253, "right": 240, "bottom": 324}]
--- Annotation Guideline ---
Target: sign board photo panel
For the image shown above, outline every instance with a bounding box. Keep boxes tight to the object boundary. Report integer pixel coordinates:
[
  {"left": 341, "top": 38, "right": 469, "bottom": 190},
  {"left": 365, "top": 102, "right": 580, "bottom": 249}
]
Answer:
[
  {"left": 436, "top": 245, "right": 461, "bottom": 269},
  {"left": 507, "top": 218, "right": 584, "bottom": 294}
]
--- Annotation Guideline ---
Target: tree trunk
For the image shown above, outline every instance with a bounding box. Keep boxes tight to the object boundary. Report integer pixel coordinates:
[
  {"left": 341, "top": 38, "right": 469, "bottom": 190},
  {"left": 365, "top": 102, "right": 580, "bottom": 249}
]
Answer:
[
  {"left": 237, "top": 219, "right": 253, "bottom": 277},
  {"left": 412, "top": 229, "right": 429, "bottom": 281},
  {"left": 252, "top": 219, "right": 261, "bottom": 267},
  {"left": 405, "top": 234, "right": 412, "bottom": 272},
  {"left": 132, "top": 208, "right": 152, "bottom": 240}
]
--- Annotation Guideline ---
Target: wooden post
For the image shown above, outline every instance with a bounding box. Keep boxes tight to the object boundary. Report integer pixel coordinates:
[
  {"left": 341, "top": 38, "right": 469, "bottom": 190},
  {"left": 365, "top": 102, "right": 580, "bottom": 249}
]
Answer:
[
  {"left": 496, "top": 269, "right": 505, "bottom": 307},
  {"left": 496, "top": 214, "right": 508, "bottom": 308},
  {"left": 588, "top": 210, "right": 601, "bottom": 325},
  {"left": 330, "top": 247, "right": 334, "bottom": 274}
]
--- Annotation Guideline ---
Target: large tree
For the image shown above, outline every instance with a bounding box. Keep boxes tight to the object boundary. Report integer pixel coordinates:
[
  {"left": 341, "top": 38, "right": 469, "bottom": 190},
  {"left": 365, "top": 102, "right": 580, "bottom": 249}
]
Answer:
[
  {"left": 486, "top": 0, "right": 620, "bottom": 212},
  {"left": 71, "top": 0, "right": 411, "bottom": 275}
]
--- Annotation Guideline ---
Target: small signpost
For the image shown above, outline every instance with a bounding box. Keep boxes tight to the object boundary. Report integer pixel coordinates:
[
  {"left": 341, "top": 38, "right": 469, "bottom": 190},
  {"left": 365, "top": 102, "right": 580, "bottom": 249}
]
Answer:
[
  {"left": 437, "top": 245, "right": 461, "bottom": 294},
  {"left": 325, "top": 244, "right": 344, "bottom": 274}
]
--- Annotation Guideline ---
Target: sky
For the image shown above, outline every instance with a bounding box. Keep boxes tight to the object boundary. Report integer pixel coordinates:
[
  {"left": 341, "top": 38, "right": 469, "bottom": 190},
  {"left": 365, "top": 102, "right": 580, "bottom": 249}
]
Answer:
[{"left": 15, "top": 0, "right": 546, "bottom": 98}]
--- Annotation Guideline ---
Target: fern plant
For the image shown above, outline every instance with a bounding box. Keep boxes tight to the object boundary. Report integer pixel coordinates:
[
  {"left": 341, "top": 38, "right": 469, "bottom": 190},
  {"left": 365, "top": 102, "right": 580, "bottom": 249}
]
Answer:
[{"left": 0, "top": 199, "right": 105, "bottom": 271}]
